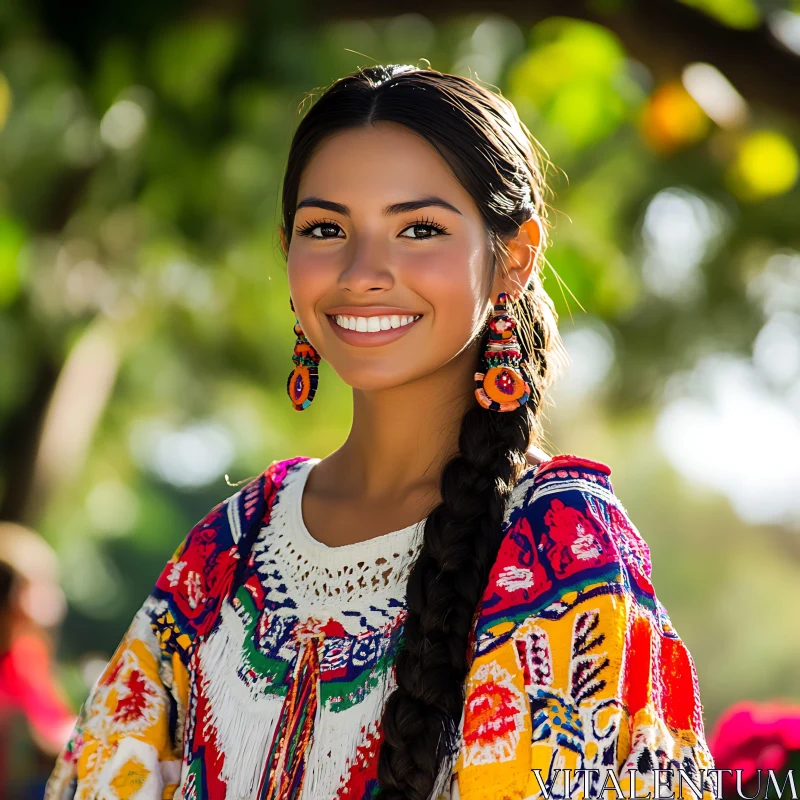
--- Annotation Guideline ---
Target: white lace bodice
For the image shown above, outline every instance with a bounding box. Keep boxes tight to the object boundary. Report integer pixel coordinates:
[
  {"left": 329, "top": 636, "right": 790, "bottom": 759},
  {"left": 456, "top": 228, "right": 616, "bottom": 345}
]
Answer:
[{"left": 252, "top": 457, "right": 427, "bottom": 630}]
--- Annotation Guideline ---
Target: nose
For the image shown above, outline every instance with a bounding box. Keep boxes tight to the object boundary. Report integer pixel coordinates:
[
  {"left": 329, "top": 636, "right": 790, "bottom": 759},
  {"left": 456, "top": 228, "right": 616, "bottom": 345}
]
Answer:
[{"left": 337, "top": 240, "right": 394, "bottom": 294}]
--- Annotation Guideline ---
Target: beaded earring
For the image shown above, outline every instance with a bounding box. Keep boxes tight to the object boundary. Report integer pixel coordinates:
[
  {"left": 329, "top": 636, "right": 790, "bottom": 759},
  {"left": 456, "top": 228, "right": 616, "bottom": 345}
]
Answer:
[
  {"left": 474, "top": 291, "right": 532, "bottom": 412},
  {"left": 286, "top": 297, "right": 321, "bottom": 411}
]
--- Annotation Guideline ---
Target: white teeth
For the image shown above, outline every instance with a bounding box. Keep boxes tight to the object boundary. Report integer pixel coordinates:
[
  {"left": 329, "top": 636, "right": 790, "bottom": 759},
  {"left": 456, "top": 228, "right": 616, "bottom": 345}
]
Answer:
[{"left": 333, "top": 314, "right": 421, "bottom": 332}]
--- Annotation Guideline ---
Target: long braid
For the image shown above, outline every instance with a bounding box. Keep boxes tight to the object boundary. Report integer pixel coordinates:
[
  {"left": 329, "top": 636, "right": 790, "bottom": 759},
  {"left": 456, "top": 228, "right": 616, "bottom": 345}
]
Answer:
[{"left": 377, "top": 285, "right": 555, "bottom": 799}]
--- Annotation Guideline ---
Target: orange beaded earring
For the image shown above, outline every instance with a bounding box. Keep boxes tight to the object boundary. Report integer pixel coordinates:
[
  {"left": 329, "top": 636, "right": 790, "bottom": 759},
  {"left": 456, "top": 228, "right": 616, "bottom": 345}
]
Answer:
[
  {"left": 286, "top": 297, "right": 321, "bottom": 411},
  {"left": 474, "top": 291, "right": 531, "bottom": 412}
]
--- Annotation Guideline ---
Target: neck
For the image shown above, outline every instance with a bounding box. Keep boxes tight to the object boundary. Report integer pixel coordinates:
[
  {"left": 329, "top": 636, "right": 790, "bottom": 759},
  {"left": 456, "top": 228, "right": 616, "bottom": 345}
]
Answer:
[{"left": 324, "top": 341, "right": 480, "bottom": 503}]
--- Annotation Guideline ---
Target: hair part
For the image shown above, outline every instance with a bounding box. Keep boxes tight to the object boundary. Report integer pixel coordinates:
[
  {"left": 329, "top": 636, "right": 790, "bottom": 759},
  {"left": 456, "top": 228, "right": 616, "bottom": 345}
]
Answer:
[{"left": 279, "top": 63, "right": 566, "bottom": 800}]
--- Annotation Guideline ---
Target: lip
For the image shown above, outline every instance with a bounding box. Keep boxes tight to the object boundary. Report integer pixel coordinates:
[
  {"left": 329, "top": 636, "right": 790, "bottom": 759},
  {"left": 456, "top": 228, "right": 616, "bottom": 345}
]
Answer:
[
  {"left": 325, "top": 312, "right": 423, "bottom": 347},
  {"left": 325, "top": 306, "right": 422, "bottom": 316}
]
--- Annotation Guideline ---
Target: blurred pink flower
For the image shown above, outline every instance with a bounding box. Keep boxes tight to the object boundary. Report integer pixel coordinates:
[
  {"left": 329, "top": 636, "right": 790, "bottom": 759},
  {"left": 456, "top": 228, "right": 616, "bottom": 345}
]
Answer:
[{"left": 708, "top": 700, "right": 800, "bottom": 795}]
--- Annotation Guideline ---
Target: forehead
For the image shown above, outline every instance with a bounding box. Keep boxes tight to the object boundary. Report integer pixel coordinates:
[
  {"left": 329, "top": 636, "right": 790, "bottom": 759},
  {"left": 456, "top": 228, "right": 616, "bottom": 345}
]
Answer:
[{"left": 297, "top": 121, "right": 473, "bottom": 209}]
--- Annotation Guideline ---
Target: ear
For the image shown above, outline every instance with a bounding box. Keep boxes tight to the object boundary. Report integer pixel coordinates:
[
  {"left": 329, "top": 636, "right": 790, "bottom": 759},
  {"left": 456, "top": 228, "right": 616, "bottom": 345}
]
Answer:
[
  {"left": 491, "top": 217, "right": 543, "bottom": 300},
  {"left": 279, "top": 226, "right": 288, "bottom": 255}
]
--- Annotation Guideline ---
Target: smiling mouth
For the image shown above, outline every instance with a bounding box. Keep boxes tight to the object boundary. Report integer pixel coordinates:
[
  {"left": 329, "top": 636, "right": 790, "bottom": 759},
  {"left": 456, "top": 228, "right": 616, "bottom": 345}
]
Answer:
[{"left": 327, "top": 313, "right": 422, "bottom": 333}]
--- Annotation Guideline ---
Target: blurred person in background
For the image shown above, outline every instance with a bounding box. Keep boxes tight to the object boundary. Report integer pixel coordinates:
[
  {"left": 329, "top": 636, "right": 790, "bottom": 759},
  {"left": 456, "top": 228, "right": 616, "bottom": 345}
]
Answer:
[{"left": 0, "top": 524, "right": 75, "bottom": 800}]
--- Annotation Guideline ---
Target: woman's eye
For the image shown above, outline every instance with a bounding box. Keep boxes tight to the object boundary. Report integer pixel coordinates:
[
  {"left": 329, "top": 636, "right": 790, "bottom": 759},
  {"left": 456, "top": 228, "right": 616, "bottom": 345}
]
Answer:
[
  {"left": 297, "top": 221, "right": 343, "bottom": 239},
  {"left": 400, "top": 223, "right": 446, "bottom": 239}
]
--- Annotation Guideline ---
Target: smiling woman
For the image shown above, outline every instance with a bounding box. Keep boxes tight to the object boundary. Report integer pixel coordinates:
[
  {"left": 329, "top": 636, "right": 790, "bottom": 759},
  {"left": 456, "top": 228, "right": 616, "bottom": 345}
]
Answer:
[{"left": 45, "top": 65, "right": 715, "bottom": 800}]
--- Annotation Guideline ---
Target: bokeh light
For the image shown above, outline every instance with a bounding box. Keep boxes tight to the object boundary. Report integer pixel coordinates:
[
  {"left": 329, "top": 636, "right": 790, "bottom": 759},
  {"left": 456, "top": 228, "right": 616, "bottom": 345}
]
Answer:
[
  {"left": 639, "top": 80, "right": 711, "bottom": 153},
  {"left": 726, "top": 130, "right": 800, "bottom": 201}
]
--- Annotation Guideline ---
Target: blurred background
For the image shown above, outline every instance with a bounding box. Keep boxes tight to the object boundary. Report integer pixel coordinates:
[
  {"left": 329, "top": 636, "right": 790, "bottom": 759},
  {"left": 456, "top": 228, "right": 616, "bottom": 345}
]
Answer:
[{"left": 1, "top": 0, "right": 799, "bottom": 796}]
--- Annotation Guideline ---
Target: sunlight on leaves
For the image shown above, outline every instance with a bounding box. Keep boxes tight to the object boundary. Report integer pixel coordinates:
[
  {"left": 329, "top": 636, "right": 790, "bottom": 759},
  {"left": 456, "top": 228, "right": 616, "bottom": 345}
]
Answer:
[
  {"left": 0, "top": 71, "right": 11, "bottom": 130},
  {"left": 0, "top": 215, "right": 25, "bottom": 307},
  {"left": 678, "top": 0, "right": 761, "bottom": 29},
  {"left": 639, "top": 80, "right": 711, "bottom": 153},
  {"left": 507, "top": 18, "right": 641, "bottom": 152},
  {"left": 726, "top": 130, "right": 800, "bottom": 201},
  {"left": 148, "top": 19, "right": 241, "bottom": 111}
]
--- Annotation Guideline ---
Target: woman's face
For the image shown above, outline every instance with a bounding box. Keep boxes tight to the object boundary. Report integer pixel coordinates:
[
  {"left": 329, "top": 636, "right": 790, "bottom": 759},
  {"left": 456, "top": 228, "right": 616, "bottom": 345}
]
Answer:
[{"left": 286, "top": 121, "right": 495, "bottom": 392}]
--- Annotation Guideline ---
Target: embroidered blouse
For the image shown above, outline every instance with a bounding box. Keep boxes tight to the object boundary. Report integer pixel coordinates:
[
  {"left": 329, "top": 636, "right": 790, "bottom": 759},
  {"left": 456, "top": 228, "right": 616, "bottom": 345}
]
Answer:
[{"left": 44, "top": 454, "right": 716, "bottom": 800}]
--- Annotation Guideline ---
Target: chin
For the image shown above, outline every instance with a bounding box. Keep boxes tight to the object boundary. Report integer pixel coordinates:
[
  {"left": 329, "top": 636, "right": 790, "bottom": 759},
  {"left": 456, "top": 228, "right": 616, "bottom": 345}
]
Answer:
[{"left": 335, "top": 365, "right": 424, "bottom": 394}]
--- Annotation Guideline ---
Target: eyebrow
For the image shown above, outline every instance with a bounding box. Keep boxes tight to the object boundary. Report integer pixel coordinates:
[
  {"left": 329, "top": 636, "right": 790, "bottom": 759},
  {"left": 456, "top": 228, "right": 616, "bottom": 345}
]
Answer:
[{"left": 295, "top": 196, "right": 463, "bottom": 216}]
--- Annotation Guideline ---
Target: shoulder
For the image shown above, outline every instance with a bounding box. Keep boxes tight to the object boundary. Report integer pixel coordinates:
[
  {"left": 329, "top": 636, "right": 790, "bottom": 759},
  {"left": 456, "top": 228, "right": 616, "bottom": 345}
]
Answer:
[
  {"left": 528, "top": 449, "right": 613, "bottom": 480},
  {"left": 458, "top": 457, "right": 712, "bottom": 793},
  {"left": 477, "top": 452, "right": 656, "bottom": 635},
  {"left": 149, "top": 455, "right": 313, "bottom": 636},
  {"left": 220, "top": 454, "right": 313, "bottom": 543},
  {"left": 178, "top": 454, "right": 312, "bottom": 552},
  {"left": 508, "top": 451, "right": 616, "bottom": 521}
]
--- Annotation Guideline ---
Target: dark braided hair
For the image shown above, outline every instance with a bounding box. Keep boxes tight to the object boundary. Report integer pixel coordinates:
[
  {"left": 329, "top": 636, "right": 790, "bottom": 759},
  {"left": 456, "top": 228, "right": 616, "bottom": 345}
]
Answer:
[{"left": 279, "top": 65, "right": 566, "bottom": 800}]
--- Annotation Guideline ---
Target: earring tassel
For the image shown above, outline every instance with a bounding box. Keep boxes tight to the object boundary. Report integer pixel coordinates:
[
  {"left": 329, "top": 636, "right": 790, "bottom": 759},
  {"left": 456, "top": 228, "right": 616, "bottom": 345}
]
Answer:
[
  {"left": 474, "top": 291, "right": 531, "bottom": 412},
  {"left": 287, "top": 317, "right": 321, "bottom": 411}
]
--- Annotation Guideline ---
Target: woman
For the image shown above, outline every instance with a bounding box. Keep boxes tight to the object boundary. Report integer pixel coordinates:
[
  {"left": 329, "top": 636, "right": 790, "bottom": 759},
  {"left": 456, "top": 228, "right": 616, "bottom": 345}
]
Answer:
[
  {"left": 1, "top": 524, "right": 75, "bottom": 799},
  {"left": 45, "top": 65, "right": 715, "bottom": 800}
]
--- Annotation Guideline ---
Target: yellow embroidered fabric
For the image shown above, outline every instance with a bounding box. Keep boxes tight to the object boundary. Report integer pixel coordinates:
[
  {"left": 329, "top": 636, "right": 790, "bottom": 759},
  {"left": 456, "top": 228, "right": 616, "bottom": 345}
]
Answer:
[{"left": 450, "top": 455, "right": 715, "bottom": 800}]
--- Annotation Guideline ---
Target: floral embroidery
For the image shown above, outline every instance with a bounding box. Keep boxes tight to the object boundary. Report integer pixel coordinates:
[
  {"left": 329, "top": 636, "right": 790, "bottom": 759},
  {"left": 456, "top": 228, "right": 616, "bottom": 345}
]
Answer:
[
  {"left": 497, "top": 565, "right": 535, "bottom": 592},
  {"left": 45, "top": 454, "right": 714, "bottom": 800},
  {"left": 462, "top": 660, "right": 528, "bottom": 767}
]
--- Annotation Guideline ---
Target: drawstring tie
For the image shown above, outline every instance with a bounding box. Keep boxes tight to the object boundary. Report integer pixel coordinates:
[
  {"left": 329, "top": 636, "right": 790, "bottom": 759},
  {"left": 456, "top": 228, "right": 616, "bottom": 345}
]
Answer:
[{"left": 258, "top": 623, "right": 324, "bottom": 800}]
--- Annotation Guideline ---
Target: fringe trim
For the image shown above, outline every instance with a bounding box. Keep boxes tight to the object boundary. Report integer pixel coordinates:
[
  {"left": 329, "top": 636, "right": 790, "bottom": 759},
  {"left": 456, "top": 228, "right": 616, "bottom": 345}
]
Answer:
[
  {"left": 198, "top": 601, "right": 284, "bottom": 799},
  {"left": 299, "top": 662, "right": 395, "bottom": 799}
]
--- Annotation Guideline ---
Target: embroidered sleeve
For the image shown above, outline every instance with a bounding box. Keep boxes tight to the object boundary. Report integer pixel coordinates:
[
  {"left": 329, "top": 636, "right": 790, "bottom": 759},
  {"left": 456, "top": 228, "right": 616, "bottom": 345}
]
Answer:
[
  {"left": 452, "top": 458, "right": 716, "bottom": 800},
  {"left": 43, "top": 487, "right": 248, "bottom": 800},
  {"left": 43, "top": 605, "right": 185, "bottom": 800}
]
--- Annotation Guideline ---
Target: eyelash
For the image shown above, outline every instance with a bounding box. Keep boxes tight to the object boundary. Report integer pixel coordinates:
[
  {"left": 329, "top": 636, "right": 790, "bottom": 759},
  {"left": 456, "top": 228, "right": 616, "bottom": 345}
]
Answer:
[{"left": 295, "top": 217, "right": 450, "bottom": 239}]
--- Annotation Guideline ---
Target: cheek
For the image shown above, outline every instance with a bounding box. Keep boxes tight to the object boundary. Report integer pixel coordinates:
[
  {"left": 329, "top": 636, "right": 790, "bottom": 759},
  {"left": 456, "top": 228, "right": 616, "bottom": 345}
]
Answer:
[
  {"left": 401, "top": 240, "right": 489, "bottom": 332},
  {"left": 286, "top": 250, "right": 335, "bottom": 319}
]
